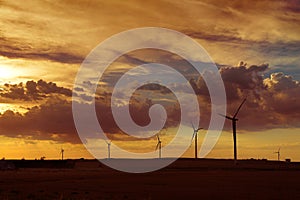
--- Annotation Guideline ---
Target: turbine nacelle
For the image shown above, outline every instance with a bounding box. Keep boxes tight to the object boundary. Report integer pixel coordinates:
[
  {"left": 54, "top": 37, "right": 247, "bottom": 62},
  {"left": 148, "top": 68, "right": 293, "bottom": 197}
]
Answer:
[
  {"left": 191, "top": 122, "right": 203, "bottom": 132},
  {"left": 218, "top": 113, "right": 238, "bottom": 121},
  {"left": 191, "top": 127, "right": 203, "bottom": 142}
]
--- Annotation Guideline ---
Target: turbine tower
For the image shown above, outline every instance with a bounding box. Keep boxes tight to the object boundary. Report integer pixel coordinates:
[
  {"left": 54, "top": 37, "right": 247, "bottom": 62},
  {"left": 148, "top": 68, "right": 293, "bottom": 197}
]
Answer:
[
  {"left": 105, "top": 140, "right": 111, "bottom": 159},
  {"left": 274, "top": 147, "right": 280, "bottom": 161},
  {"left": 155, "top": 135, "right": 162, "bottom": 159},
  {"left": 60, "top": 148, "right": 64, "bottom": 160},
  {"left": 191, "top": 123, "right": 203, "bottom": 159},
  {"left": 219, "top": 98, "right": 246, "bottom": 165}
]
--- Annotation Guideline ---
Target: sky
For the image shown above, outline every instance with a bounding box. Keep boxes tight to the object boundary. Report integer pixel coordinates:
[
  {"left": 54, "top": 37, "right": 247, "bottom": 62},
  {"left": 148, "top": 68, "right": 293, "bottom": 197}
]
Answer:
[{"left": 0, "top": 0, "right": 300, "bottom": 161}]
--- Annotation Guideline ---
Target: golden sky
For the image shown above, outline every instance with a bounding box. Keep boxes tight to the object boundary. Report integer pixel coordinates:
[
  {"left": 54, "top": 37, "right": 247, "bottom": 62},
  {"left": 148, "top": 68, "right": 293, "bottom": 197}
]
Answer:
[{"left": 0, "top": 0, "right": 300, "bottom": 161}]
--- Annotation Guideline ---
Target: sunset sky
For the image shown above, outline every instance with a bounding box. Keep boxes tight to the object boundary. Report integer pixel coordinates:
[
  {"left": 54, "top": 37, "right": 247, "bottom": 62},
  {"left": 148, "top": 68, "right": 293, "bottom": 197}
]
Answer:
[{"left": 0, "top": 0, "right": 300, "bottom": 161}]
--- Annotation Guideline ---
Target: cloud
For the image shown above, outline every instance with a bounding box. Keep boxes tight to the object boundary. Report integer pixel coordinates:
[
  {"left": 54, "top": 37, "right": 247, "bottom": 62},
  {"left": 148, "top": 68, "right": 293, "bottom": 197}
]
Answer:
[
  {"left": 138, "top": 84, "right": 172, "bottom": 94},
  {"left": 0, "top": 79, "right": 72, "bottom": 101},
  {"left": 0, "top": 86, "right": 181, "bottom": 143},
  {"left": 264, "top": 72, "right": 299, "bottom": 91},
  {"left": 184, "top": 29, "right": 300, "bottom": 68},
  {"left": 0, "top": 63, "right": 299, "bottom": 143},
  {"left": 0, "top": 97, "right": 80, "bottom": 143},
  {"left": 98, "top": 60, "right": 300, "bottom": 131},
  {"left": 220, "top": 63, "right": 268, "bottom": 99},
  {"left": 183, "top": 29, "right": 243, "bottom": 44},
  {"left": 283, "top": 0, "right": 300, "bottom": 13},
  {"left": 1, "top": 0, "right": 299, "bottom": 66},
  {"left": 0, "top": 35, "right": 84, "bottom": 64},
  {"left": 0, "top": 0, "right": 299, "bottom": 148},
  {"left": 36, "top": 80, "right": 72, "bottom": 96},
  {"left": 263, "top": 72, "right": 300, "bottom": 116},
  {"left": 183, "top": 62, "right": 300, "bottom": 130},
  {"left": 95, "top": 94, "right": 180, "bottom": 135}
]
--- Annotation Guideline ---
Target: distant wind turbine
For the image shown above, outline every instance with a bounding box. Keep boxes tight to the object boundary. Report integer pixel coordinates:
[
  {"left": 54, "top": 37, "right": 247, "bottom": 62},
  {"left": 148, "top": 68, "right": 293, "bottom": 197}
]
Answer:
[
  {"left": 60, "top": 148, "right": 64, "bottom": 160},
  {"left": 105, "top": 140, "right": 111, "bottom": 159},
  {"left": 274, "top": 147, "right": 280, "bottom": 161},
  {"left": 155, "top": 135, "right": 162, "bottom": 159},
  {"left": 219, "top": 98, "right": 246, "bottom": 165},
  {"left": 191, "top": 122, "right": 203, "bottom": 159}
]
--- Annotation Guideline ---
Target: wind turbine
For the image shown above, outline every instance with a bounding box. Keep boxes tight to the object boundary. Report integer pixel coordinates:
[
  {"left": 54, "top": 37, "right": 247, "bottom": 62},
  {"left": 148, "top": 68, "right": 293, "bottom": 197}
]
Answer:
[
  {"left": 219, "top": 98, "right": 246, "bottom": 165},
  {"left": 155, "top": 135, "right": 162, "bottom": 159},
  {"left": 60, "top": 148, "right": 64, "bottom": 160},
  {"left": 191, "top": 123, "right": 203, "bottom": 159},
  {"left": 105, "top": 140, "right": 111, "bottom": 159},
  {"left": 274, "top": 147, "right": 280, "bottom": 161}
]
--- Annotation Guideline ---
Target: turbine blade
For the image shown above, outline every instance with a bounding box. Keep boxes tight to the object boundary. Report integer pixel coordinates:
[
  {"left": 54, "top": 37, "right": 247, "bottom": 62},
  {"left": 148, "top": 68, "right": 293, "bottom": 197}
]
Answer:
[
  {"left": 157, "top": 135, "right": 160, "bottom": 142},
  {"left": 233, "top": 98, "right": 246, "bottom": 118},
  {"left": 218, "top": 113, "right": 234, "bottom": 120},
  {"left": 226, "top": 116, "right": 234, "bottom": 120},
  {"left": 218, "top": 113, "right": 226, "bottom": 118},
  {"left": 191, "top": 122, "right": 195, "bottom": 130}
]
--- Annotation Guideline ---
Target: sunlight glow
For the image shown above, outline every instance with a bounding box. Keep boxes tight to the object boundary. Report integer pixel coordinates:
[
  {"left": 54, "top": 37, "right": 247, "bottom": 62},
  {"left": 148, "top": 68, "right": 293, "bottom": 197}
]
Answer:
[
  {"left": 0, "top": 103, "right": 17, "bottom": 114},
  {"left": 0, "top": 65, "right": 16, "bottom": 79}
]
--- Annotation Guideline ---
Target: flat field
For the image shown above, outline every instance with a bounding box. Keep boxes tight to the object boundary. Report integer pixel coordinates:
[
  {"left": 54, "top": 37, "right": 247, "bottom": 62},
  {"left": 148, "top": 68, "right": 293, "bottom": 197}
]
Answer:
[{"left": 0, "top": 160, "right": 300, "bottom": 200}]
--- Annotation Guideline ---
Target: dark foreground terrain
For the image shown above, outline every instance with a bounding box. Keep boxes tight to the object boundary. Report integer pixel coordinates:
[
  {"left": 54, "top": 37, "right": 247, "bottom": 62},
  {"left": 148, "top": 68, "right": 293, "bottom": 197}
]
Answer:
[{"left": 0, "top": 159, "right": 300, "bottom": 200}]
